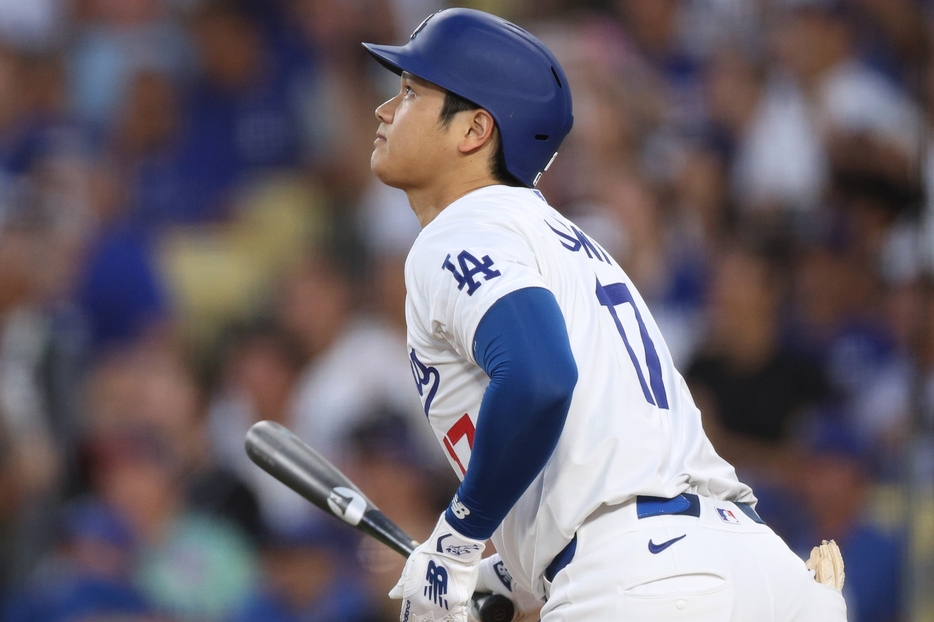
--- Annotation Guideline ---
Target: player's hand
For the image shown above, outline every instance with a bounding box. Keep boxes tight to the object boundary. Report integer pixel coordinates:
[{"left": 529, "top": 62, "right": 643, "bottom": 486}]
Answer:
[
  {"left": 389, "top": 513, "right": 486, "bottom": 622},
  {"left": 473, "top": 554, "right": 542, "bottom": 622},
  {"left": 806, "top": 539, "right": 845, "bottom": 590}
]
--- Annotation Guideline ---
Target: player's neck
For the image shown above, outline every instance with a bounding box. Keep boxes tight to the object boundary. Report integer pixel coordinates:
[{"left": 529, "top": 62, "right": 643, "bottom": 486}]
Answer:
[{"left": 405, "top": 172, "right": 501, "bottom": 227}]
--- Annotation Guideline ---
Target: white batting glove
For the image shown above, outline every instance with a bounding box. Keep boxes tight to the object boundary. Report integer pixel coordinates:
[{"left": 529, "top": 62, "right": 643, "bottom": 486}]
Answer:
[
  {"left": 806, "top": 539, "right": 845, "bottom": 590},
  {"left": 389, "top": 513, "right": 486, "bottom": 622},
  {"left": 473, "top": 554, "right": 543, "bottom": 622}
]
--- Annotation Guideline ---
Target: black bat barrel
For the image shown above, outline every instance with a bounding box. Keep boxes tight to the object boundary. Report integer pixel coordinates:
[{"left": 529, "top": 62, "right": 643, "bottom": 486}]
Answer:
[
  {"left": 245, "top": 420, "right": 418, "bottom": 556},
  {"left": 245, "top": 421, "right": 515, "bottom": 622}
]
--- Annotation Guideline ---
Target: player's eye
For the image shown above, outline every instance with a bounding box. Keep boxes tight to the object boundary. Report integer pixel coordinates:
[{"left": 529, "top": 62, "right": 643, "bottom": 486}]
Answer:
[{"left": 403, "top": 85, "right": 414, "bottom": 97}]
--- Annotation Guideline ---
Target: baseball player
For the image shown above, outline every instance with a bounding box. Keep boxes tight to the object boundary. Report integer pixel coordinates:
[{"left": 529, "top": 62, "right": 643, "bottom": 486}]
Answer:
[{"left": 363, "top": 8, "right": 848, "bottom": 622}]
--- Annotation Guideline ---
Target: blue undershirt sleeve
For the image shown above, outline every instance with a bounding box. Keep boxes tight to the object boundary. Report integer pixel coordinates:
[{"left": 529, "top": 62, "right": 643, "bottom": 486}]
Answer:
[{"left": 445, "top": 287, "right": 578, "bottom": 540}]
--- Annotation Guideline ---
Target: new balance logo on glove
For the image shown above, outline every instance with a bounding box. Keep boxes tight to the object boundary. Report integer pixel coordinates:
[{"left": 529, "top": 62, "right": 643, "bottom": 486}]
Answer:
[
  {"left": 424, "top": 560, "right": 450, "bottom": 609},
  {"left": 388, "top": 513, "right": 485, "bottom": 622}
]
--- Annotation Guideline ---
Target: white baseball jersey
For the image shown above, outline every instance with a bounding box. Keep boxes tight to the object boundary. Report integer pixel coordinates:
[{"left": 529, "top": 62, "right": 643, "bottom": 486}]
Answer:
[{"left": 404, "top": 185, "right": 755, "bottom": 595}]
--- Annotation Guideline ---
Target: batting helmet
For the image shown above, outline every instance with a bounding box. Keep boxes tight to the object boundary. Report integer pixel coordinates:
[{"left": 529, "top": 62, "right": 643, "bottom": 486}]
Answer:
[{"left": 363, "top": 8, "right": 574, "bottom": 188}]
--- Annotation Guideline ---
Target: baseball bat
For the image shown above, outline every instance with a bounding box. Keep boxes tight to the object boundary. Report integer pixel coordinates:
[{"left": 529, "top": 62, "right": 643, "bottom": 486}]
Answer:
[{"left": 245, "top": 420, "right": 515, "bottom": 622}]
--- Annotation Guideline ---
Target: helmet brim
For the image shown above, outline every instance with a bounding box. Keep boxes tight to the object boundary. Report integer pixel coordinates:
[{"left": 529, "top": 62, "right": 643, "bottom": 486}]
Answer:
[
  {"left": 362, "top": 43, "right": 405, "bottom": 76},
  {"left": 363, "top": 42, "right": 456, "bottom": 95}
]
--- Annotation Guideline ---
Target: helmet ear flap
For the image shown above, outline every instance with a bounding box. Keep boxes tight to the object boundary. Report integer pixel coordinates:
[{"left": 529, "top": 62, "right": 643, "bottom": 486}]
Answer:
[{"left": 363, "top": 8, "right": 574, "bottom": 188}]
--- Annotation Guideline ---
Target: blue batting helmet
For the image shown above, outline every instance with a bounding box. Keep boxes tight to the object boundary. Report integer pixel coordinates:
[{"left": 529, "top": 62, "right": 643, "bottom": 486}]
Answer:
[{"left": 363, "top": 8, "right": 574, "bottom": 188}]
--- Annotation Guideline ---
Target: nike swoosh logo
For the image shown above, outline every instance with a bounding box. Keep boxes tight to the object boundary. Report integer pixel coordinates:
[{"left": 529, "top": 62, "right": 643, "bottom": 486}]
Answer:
[{"left": 648, "top": 534, "right": 687, "bottom": 554}]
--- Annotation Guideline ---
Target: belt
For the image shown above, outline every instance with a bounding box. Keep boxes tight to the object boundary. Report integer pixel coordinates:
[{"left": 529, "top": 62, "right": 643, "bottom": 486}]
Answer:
[
  {"left": 544, "top": 534, "right": 577, "bottom": 583},
  {"left": 543, "top": 494, "right": 765, "bottom": 583},
  {"left": 637, "top": 493, "right": 765, "bottom": 524}
]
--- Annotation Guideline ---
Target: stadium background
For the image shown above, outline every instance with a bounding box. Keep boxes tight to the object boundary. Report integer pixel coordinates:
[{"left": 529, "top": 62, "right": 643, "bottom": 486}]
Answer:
[{"left": 0, "top": 0, "right": 931, "bottom": 620}]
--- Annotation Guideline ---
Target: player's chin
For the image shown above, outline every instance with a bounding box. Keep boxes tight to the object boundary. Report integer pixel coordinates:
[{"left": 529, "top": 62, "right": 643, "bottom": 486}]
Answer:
[
  {"left": 370, "top": 147, "right": 387, "bottom": 174},
  {"left": 370, "top": 153, "right": 403, "bottom": 188}
]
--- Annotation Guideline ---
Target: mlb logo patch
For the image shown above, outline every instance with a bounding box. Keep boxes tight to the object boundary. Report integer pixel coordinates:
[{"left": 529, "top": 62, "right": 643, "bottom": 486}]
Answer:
[{"left": 717, "top": 508, "right": 741, "bottom": 525}]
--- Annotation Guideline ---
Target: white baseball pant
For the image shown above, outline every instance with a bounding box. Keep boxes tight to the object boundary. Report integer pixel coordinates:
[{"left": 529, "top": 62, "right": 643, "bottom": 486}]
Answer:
[{"left": 540, "top": 495, "right": 847, "bottom": 621}]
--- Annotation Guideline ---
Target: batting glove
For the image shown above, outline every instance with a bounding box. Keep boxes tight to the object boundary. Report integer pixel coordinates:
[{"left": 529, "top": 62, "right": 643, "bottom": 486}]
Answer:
[
  {"left": 806, "top": 539, "right": 845, "bottom": 590},
  {"left": 389, "top": 513, "right": 486, "bottom": 622},
  {"left": 473, "top": 554, "right": 542, "bottom": 622}
]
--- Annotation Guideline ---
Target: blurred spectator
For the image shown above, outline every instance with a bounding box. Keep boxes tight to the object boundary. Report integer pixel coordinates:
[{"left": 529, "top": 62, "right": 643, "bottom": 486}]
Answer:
[
  {"left": 827, "top": 131, "right": 922, "bottom": 261},
  {"left": 0, "top": 234, "right": 64, "bottom": 587},
  {"left": 0, "top": 95, "right": 95, "bottom": 584},
  {"left": 84, "top": 337, "right": 263, "bottom": 539},
  {"left": 686, "top": 241, "right": 829, "bottom": 483},
  {"left": 704, "top": 47, "right": 764, "bottom": 160},
  {"left": 1, "top": 500, "right": 157, "bottom": 622},
  {"left": 280, "top": 252, "right": 434, "bottom": 470},
  {"left": 0, "top": 50, "right": 168, "bottom": 351},
  {"left": 87, "top": 426, "right": 258, "bottom": 620},
  {"left": 614, "top": 0, "right": 706, "bottom": 132},
  {"left": 230, "top": 521, "right": 376, "bottom": 622},
  {"left": 111, "top": 68, "right": 183, "bottom": 228},
  {"left": 75, "top": 221, "right": 170, "bottom": 347},
  {"left": 732, "top": 0, "right": 922, "bottom": 219},
  {"left": 644, "top": 143, "right": 733, "bottom": 366},
  {"left": 844, "top": 0, "right": 928, "bottom": 89},
  {"left": 678, "top": 0, "right": 765, "bottom": 61},
  {"left": 796, "top": 417, "right": 904, "bottom": 622},
  {"left": 151, "top": 0, "right": 303, "bottom": 224},
  {"left": 789, "top": 239, "right": 911, "bottom": 452},
  {"left": 68, "top": 0, "right": 190, "bottom": 135},
  {"left": 0, "top": 46, "right": 97, "bottom": 261},
  {"left": 206, "top": 320, "right": 313, "bottom": 533},
  {"left": 83, "top": 338, "right": 202, "bottom": 462}
]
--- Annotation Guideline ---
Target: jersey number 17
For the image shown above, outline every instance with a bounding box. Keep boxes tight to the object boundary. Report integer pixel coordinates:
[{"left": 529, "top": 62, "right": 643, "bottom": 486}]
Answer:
[{"left": 596, "top": 278, "right": 668, "bottom": 409}]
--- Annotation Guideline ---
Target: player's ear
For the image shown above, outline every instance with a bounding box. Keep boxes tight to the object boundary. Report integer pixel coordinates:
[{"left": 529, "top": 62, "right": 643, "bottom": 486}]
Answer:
[{"left": 458, "top": 109, "right": 496, "bottom": 155}]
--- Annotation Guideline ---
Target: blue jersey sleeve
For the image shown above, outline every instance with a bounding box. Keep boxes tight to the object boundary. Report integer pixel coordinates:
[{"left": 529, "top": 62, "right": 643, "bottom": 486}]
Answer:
[{"left": 445, "top": 287, "right": 578, "bottom": 540}]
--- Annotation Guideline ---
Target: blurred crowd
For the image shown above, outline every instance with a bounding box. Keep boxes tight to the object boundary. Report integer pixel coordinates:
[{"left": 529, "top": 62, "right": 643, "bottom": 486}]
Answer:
[{"left": 0, "top": 0, "right": 931, "bottom": 620}]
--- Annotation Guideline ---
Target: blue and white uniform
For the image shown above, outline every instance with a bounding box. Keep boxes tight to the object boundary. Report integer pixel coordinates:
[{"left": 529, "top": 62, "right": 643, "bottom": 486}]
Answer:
[{"left": 404, "top": 185, "right": 847, "bottom": 621}]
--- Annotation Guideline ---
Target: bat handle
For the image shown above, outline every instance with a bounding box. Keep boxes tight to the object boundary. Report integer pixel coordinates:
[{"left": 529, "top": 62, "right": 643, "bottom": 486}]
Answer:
[{"left": 472, "top": 592, "right": 515, "bottom": 622}]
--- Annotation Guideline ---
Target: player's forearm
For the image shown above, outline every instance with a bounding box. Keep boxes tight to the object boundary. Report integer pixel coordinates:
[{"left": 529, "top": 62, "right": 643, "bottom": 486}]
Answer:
[{"left": 446, "top": 287, "right": 578, "bottom": 540}]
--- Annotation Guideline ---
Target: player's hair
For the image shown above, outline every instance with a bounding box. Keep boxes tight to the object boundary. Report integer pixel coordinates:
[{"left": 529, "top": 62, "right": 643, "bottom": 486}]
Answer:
[{"left": 439, "top": 91, "right": 524, "bottom": 188}]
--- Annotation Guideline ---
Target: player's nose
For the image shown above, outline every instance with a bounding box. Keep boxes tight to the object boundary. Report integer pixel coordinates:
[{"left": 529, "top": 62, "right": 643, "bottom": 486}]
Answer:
[{"left": 375, "top": 96, "right": 396, "bottom": 124}]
